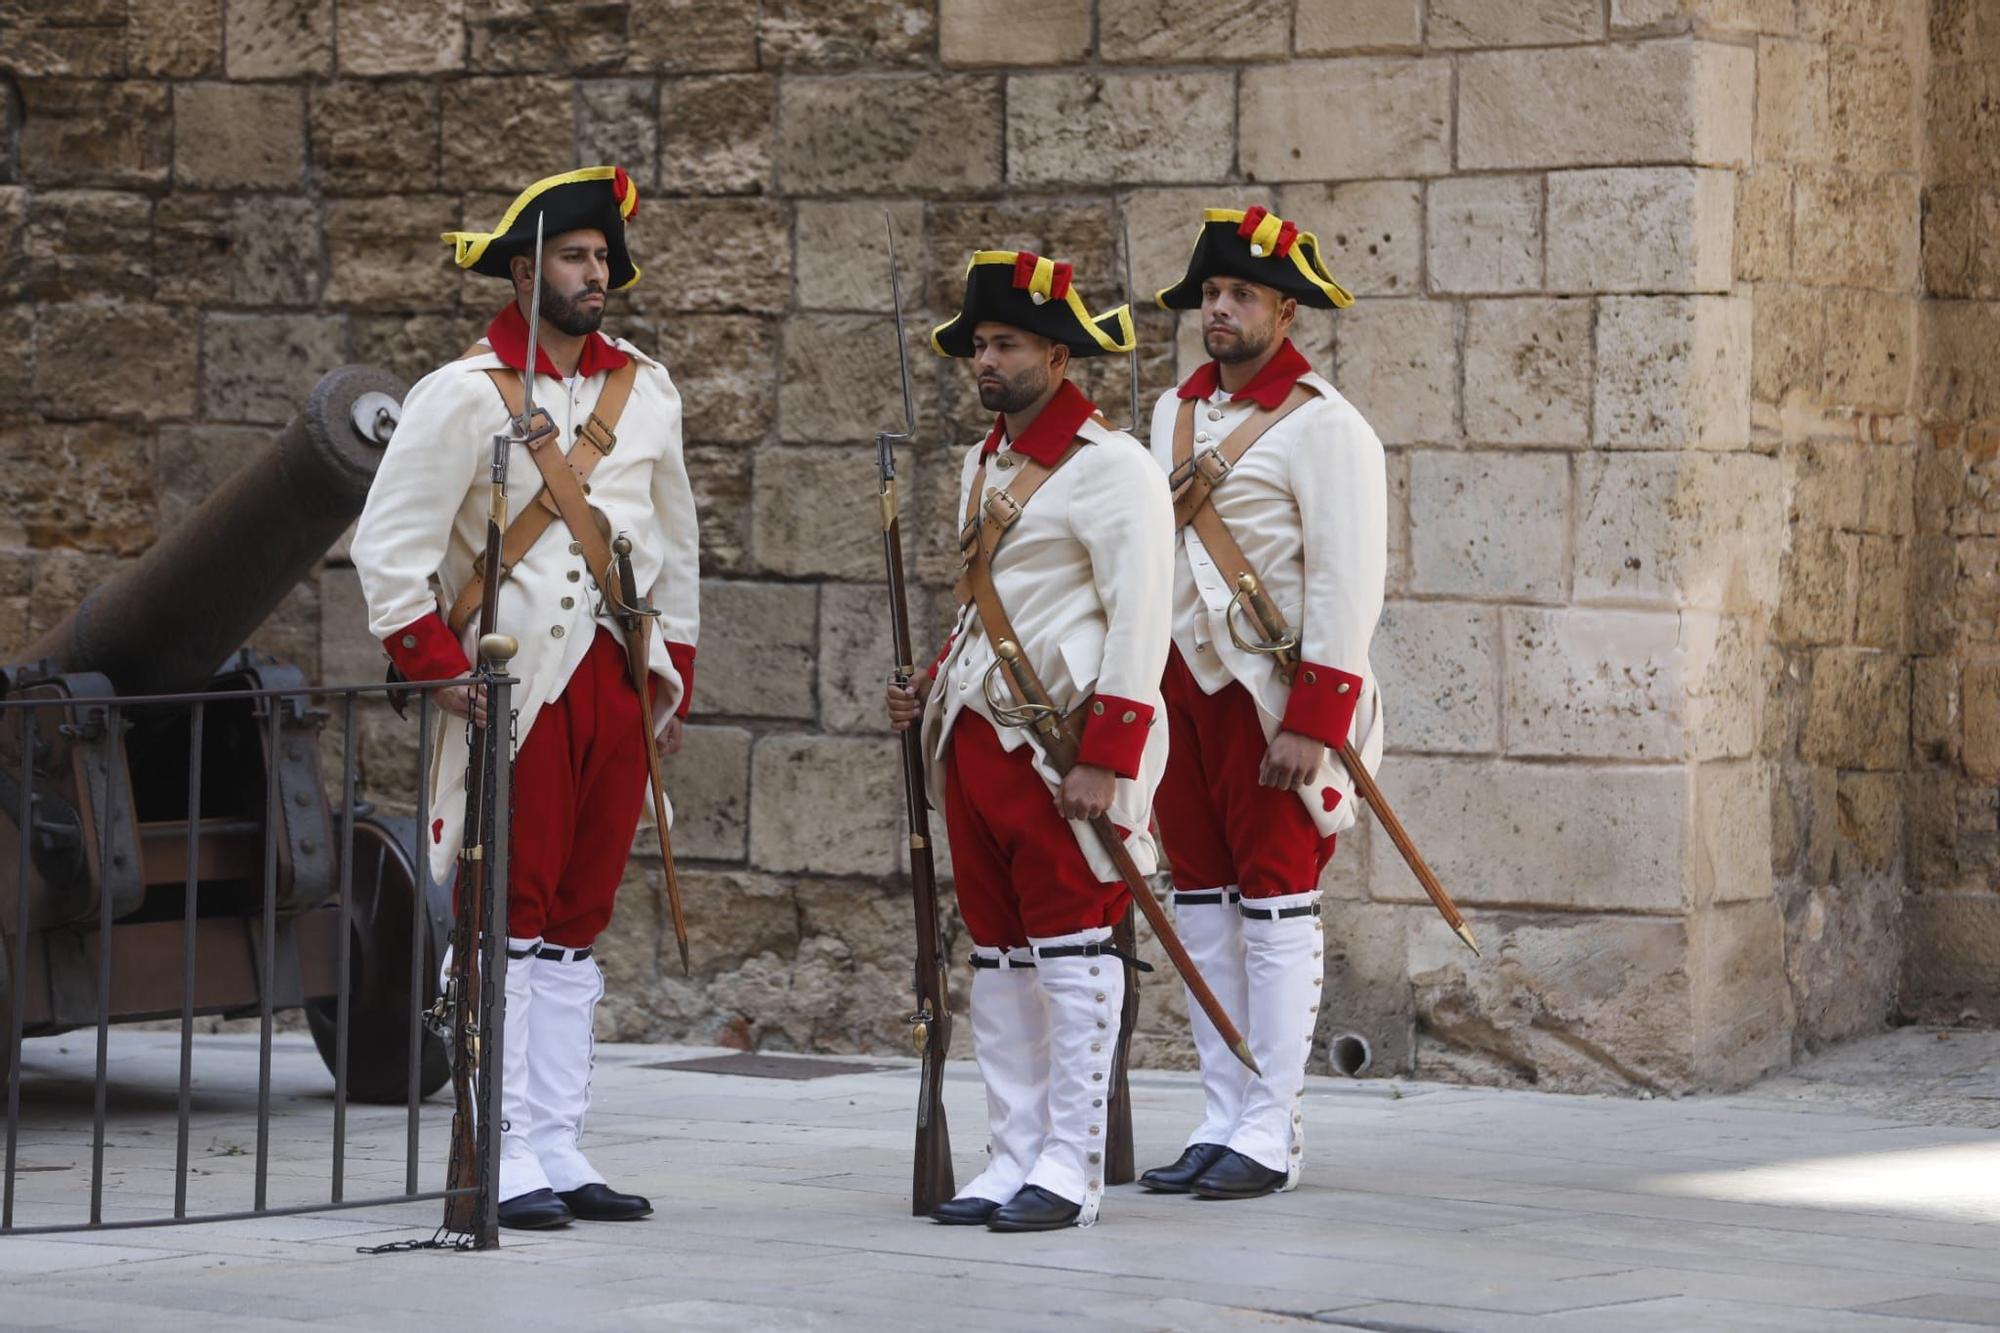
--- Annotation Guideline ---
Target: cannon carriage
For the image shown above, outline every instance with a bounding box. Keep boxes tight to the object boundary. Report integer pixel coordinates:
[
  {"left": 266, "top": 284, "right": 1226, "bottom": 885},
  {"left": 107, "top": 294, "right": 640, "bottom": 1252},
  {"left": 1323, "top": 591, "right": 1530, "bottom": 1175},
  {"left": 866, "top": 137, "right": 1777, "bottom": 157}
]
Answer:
[{"left": 0, "top": 366, "right": 450, "bottom": 1104}]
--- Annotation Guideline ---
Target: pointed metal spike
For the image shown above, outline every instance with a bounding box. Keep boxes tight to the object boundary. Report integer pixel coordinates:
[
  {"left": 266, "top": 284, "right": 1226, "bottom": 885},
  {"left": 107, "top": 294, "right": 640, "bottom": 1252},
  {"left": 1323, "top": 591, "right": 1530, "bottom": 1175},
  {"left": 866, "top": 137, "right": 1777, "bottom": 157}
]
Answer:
[
  {"left": 519, "top": 210, "right": 545, "bottom": 434},
  {"left": 677, "top": 936, "right": 691, "bottom": 977},
  {"left": 1453, "top": 922, "right": 1481, "bottom": 957},
  {"left": 885, "top": 210, "right": 917, "bottom": 439},
  {"left": 1233, "top": 1039, "right": 1262, "bottom": 1077},
  {"left": 1120, "top": 213, "right": 1142, "bottom": 434}
]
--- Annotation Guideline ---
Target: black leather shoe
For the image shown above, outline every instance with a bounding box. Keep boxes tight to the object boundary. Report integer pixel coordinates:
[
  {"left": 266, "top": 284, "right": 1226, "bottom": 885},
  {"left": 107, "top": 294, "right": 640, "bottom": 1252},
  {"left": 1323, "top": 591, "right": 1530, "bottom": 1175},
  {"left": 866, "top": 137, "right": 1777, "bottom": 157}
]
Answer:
[
  {"left": 1190, "top": 1149, "right": 1288, "bottom": 1200},
  {"left": 497, "top": 1188, "right": 572, "bottom": 1230},
  {"left": 558, "top": 1182, "right": 653, "bottom": 1221},
  {"left": 1138, "top": 1142, "right": 1229, "bottom": 1194},
  {"left": 985, "top": 1184, "right": 1083, "bottom": 1232},
  {"left": 930, "top": 1195, "right": 1002, "bottom": 1226}
]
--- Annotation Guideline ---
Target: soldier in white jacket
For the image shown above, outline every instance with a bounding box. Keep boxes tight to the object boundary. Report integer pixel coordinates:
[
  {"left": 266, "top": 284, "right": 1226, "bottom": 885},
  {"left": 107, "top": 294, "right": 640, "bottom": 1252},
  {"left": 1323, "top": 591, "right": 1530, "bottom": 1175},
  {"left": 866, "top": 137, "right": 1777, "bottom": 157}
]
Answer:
[
  {"left": 886, "top": 250, "right": 1173, "bottom": 1232},
  {"left": 351, "top": 167, "right": 699, "bottom": 1230},
  {"left": 1137, "top": 207, "right": 1387, "bottom": 1201}
]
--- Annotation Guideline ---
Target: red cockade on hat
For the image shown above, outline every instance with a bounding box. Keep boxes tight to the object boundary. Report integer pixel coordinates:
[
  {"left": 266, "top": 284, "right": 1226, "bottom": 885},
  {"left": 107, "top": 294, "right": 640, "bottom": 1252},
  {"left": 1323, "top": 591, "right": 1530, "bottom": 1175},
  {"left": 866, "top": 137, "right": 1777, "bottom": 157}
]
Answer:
[
  {"left": 1235, "top": 205, "right": 1299, "bottom": 259},
  {"left": 1011, "top": 251, "right": 1073, "bottom": 303},
  {"left": 612, "top": 166, "right": 638, "bottom": 219}
]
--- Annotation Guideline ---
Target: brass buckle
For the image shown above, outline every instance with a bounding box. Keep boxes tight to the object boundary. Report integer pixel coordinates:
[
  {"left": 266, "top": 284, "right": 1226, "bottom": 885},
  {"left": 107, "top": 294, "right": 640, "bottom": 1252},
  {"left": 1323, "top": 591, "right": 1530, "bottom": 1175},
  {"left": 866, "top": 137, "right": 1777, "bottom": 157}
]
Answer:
[{"left": 982, "top": 487, "right": 1022, "bottom": 531}]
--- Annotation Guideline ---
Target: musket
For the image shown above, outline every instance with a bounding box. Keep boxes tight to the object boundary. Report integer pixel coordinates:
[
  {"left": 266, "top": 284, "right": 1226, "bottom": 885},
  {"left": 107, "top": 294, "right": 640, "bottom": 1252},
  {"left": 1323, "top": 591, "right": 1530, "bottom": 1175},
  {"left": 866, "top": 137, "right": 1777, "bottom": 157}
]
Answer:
[
  {"left": 879, "top": 214, "right": 955, "bottom": 1215},
  {"left": 441, "top": 213, "right": 548, "bottom": 1235},
  {"left": 609, "top": 535, "right": 691, "bottom": 976},
  {"left": 1229, "top": 571, "right": 1480, "bottom": 956}
]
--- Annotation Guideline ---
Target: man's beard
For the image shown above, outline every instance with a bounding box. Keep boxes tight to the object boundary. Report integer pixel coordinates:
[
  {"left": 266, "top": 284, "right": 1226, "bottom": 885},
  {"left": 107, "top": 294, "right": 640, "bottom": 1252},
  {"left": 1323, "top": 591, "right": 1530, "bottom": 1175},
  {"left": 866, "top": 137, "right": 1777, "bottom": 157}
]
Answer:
[
  {"left": 977, "top": 361, "right": 1050, "bottom": 414},
  {"left": 1204, "top": 315, "right": 1276, "bottom": 365},
  {"left": 540, "top": 277, "right": 605, "bottom": 336}
]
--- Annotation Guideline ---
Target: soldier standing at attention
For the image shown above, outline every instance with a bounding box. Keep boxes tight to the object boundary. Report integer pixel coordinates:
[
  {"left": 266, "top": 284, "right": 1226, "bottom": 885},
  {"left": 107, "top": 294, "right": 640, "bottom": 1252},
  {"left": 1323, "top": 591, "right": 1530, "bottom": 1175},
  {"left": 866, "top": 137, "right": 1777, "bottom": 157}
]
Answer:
[
  {"left": 1137, "top": 207, "right": 1387, "bottom": 1201},
  {"left": 886, "top": 250, "right": 1173, "bottom": 1232},
  {"left": 351, "top": 166, "right": 699, "bottom": 1230}
]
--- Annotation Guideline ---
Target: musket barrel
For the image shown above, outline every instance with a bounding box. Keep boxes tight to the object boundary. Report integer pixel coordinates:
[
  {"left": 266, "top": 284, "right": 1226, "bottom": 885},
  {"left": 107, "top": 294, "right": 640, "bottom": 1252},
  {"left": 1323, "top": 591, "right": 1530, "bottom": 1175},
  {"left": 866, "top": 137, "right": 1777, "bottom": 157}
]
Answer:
[{"left": 20, "top": 364, "right": 406, "bottom": 694}]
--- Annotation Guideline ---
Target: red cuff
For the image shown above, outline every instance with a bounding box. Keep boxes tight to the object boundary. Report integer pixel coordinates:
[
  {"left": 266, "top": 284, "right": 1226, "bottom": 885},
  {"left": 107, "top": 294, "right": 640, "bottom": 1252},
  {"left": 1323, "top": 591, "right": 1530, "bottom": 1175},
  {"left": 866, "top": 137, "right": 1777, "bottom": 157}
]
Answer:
[
  {"left": 667, "top": 641, "right": 696, "bottom": 719},
  {"left": 1282, "top": 661, "right": 1363, "bottom": 749},
  {"left": 926, "top": 633, "right": 956, "bottom": 680},
  {"left": 383, "top": 613, "right": 471, "bottom": 683},
  {"left": 1077, "top": 693, "right": 1153, "bottom": 780}
]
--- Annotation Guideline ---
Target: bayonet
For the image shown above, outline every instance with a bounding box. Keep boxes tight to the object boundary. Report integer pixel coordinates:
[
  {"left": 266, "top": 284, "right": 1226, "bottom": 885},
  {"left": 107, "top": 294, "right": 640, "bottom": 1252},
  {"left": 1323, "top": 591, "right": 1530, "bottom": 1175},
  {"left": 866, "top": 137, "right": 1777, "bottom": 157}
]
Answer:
[
  {"left": 1121, "top": 213, "right": 1143, "bottom": 434},
  {"left": 518, "top": 211, "right": 546, "bottom": 439}
]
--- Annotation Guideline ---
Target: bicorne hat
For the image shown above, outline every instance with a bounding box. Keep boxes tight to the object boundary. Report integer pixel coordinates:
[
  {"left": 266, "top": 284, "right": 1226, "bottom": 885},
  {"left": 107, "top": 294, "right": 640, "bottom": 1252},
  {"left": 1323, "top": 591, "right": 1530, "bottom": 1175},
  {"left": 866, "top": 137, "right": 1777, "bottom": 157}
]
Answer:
[
  {"left": 1156, "top": 206, "right": 1352, "bottom": 311},
  {"left": 931, "top": 251, "right": 1135, "bottom": 359},
  {"left": 440, "top": 165, "right": 642, "bottom": 291}
]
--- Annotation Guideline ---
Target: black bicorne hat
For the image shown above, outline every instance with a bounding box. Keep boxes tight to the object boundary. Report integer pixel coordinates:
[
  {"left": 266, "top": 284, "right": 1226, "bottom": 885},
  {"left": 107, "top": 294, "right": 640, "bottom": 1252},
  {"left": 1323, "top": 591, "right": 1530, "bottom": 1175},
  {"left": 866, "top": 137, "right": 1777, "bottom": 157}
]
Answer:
[
  {"left": 931, "top": 250, "right": 1136, "bottom": 360},
  {"left": 441, "top": 165, "right": 643, "bottom": 291},
  {"left": 1156, "top": 206, "right": 1353, "bottom": 311}
]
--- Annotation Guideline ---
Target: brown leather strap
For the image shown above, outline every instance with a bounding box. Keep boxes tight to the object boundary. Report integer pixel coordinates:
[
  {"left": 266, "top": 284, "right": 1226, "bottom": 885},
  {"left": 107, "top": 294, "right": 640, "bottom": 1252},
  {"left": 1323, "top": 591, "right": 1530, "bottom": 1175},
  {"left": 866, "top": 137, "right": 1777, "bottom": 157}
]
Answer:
[
  {"left": 951, "top": 441, "right": 1092, "bottom": 769},
  {"left": 1169, "top": 383, "right": 1317, "bottom": 528},
  {"left": 951, "top": 444, "right": 1079, "bottom": 605},
  {"left": 445, "top": 351, "right": 640, "bottom": 637},
  {"left": 1169, "top": 385, "right": 1317, "bottom": 680}
]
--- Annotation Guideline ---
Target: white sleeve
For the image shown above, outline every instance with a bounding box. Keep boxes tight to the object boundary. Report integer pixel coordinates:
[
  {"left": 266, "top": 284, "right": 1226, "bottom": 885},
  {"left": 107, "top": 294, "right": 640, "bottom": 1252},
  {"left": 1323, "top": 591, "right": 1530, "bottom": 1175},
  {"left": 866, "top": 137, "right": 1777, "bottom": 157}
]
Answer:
[
  {"left": 643, "top": 366, "right": 700, "bottom": 651},
  {"left": 1072, "top": 442, "right": 1175, "bottom": 777},
  {"left": 1285, "top": 400, "right": 1387, "bottom": 744},
  {"left": 350, "top": 367, "right": 486, "bottom": 641}
]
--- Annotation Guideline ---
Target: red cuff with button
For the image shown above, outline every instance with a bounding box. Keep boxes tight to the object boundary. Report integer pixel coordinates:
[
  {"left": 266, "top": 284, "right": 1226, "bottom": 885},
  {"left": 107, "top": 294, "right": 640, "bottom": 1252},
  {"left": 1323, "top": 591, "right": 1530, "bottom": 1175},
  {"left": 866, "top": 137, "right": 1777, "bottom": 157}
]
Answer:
[
  {"left": 666, "top": 641, "right": 696, "bottom": 720},
  {"left": 1077, "top": 694, "right": 1153, "bottom": 779},
  {"left": 383, "top": 613, "right": 471, "bottom": 683},
  {"left": 1281, "top": 661, "right": 1364, "bottom": 749}
]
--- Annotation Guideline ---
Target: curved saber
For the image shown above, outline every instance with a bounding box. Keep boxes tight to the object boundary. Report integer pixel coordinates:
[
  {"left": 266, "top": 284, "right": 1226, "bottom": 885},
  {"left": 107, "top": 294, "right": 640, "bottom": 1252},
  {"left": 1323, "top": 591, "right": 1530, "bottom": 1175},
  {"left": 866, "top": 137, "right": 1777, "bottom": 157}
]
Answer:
[{"left": 1233, "top": 571, "right": 1479, "bottom": 956}]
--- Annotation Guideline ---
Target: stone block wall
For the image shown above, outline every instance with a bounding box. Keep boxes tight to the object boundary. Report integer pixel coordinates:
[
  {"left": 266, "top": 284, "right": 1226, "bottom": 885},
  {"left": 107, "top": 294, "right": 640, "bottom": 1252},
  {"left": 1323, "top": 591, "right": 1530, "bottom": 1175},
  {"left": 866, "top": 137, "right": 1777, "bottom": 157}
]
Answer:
[
  {"left": 0, "top": 0, "right": 1986, "bottom": 1092},
  {"left": 1906, "top": 0, "right": 2000, "bottom": 1021}
]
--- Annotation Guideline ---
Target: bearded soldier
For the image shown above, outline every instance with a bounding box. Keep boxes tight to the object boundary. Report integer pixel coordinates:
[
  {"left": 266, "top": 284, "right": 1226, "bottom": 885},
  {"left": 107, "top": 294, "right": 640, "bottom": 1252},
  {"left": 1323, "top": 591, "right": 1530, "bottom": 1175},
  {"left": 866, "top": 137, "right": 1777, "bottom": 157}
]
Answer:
[
  {"left": 1136, "top": 207, "right": 1386, "bottom": 1201},
  {"left": 886, "top": 251, "right": 1172, "bottom": 1232},
  {"left": 351, "top": 166, "right": 698, "bottom": 1230}
]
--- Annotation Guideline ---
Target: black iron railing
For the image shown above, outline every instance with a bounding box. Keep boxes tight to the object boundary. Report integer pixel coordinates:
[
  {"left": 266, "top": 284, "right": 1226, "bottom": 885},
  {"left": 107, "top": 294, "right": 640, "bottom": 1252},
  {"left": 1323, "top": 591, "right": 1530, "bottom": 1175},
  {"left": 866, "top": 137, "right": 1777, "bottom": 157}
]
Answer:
[{"left": 0, "top": 673, "right": 512, "bottom": 1246}]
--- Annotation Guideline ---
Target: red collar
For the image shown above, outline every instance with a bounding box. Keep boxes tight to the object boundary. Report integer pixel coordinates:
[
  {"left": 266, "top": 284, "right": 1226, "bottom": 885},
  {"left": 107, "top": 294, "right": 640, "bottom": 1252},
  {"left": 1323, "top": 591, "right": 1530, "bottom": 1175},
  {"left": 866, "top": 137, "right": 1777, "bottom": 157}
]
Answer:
[
  {"left": 484, "top": 302, "right": 631, "bottom": 380},
  {"left": 1175, "top": 338, "right": 1312, "bottom": 411},
  {"left": 980, "top": 379, "right": 1098, "bottom": 467}
]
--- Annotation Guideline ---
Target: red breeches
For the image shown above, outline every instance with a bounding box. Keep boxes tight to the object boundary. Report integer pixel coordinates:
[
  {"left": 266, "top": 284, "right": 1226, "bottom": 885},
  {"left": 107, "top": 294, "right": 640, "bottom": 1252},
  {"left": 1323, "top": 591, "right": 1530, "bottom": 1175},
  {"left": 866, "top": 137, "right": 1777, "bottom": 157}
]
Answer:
[
  {"left": 504, "top": 627, "right": 651, "bottom": 947},
  {"left": 1155, "top": 647, "right": 1335, "bottom": 900},
  {"left": 942, "top": 712, "right": 1128, "bottom": 948}
]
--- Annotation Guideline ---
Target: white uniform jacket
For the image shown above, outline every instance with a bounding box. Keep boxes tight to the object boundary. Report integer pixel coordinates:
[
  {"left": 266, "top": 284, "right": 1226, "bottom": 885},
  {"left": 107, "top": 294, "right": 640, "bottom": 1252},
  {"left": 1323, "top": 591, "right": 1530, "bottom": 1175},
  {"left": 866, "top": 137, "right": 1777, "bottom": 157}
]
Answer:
[
  {"left": 1148, "top": 343, "right": 1387, "bottom": 836},
  {"left": 351, "top": 314, "right": 700, "bottom": 883},
  {"left": 921, "top": 382, "right": 1176, "bottom": 881}
]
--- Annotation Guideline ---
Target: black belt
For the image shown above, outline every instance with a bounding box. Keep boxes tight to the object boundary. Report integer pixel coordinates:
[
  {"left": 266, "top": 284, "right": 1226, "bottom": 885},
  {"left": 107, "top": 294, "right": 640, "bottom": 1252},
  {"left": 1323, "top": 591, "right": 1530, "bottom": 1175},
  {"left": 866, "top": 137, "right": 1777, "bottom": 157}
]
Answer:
[
  {"left": 507, "top": 944, "right": 595, "bottom": 961},
  {"left": 1174, "top": 889, "right": 1242, "bottom": 907},
  {"left": 1238, "top": 902, "right": 1320, "bottom": 921},
  {"left": 968, "top": 952, "right": 1035, "bottom": 970},
  {"left": 1033, "top": 941, "right": 1154, "bottom": 973}
]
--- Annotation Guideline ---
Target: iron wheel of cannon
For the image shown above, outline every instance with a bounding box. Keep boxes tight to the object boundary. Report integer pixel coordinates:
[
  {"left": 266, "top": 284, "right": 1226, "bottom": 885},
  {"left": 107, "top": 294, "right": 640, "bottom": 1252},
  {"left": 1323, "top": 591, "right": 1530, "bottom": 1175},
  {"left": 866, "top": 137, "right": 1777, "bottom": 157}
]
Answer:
[{"left": 303, "top": 815, "right": 450, "bottom": 1104}]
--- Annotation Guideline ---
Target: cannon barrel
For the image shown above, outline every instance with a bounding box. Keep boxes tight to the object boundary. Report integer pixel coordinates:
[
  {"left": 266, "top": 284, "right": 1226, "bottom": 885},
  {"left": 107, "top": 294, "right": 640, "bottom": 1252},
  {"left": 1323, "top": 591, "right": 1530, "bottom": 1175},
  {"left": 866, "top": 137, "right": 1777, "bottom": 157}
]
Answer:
[{"left": 21, "top": 365, "right": 406, "bottom": 695}]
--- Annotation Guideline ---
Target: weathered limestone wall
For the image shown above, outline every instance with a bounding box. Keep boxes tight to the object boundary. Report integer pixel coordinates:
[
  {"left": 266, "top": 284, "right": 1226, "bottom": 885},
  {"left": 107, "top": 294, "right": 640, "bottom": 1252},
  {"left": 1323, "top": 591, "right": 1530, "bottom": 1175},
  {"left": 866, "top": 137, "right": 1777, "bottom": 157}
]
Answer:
[
  {"left": 1743, "top": 3, "right": 1926, "bottom": 1051},
  {"left": 1906, "top": 0, "right": 2000, "bottom": 1021},
  {"left": 0, "top": 0, "right": 1982, "bottom": 1091}
]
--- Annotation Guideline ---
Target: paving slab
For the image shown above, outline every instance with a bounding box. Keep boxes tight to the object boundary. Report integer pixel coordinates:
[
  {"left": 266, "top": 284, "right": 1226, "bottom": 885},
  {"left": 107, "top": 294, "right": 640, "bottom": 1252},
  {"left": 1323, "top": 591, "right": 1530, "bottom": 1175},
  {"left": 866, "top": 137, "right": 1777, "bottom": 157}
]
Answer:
[{"left": 2, "top": 1028, "right": 1998, "bottom": 1330}]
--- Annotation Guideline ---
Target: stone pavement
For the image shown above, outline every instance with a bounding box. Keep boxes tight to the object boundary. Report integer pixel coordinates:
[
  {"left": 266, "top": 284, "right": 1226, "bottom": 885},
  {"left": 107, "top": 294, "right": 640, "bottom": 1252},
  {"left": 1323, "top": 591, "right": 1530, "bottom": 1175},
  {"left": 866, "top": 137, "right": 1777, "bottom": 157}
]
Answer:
[{"left": 2, "top": 1028, "right": 1998, "bottom": 1332}]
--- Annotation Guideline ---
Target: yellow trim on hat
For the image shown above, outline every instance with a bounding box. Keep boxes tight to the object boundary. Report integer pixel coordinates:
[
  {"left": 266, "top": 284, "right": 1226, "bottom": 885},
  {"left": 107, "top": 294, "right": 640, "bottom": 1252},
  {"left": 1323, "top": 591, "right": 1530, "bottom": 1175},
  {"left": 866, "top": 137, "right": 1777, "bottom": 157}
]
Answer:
[
  {"left": 929, "top": 250, "right": 1137, "bottom": 356},
  {"left": 1155, "top": 207, "right": 1355, "bottom": 309},
  {"left": 439, "top": 165, "right": 641, "bottom": 291}
]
